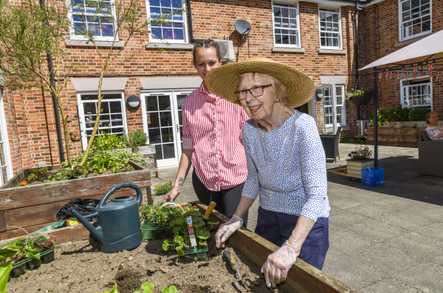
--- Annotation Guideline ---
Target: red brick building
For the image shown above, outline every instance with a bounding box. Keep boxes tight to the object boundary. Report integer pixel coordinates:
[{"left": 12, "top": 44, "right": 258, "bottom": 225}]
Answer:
[
  {"left": 356, "top": 0, "right": 443, "bottom": 130},
  {"left": 3, "top": 0, "right": 440, "bottom": 184}
]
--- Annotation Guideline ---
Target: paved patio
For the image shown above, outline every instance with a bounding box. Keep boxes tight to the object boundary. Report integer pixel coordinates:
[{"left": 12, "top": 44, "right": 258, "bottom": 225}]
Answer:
[{"left": 150, "top": 143, "right": 443, "bottom": 292}]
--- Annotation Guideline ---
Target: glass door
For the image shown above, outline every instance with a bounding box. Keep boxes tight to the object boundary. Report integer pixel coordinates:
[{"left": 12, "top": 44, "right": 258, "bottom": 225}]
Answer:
[{"left": 141, "top": 91, "right": 190, "bottom": 168}]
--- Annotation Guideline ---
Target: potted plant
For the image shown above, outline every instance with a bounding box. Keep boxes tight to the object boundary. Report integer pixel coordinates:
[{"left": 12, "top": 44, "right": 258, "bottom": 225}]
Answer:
[
  {"left": 153, "top": 181, "right": 173, "bottom": 196},
  {"left": 346, "top": 146, "right": 374, "bottom": 178},
  {"left": 140, "top": 202, "right": 181, "bottom": 241},
  {"left": 128, "top": 130, "right": 156, "bottom": 156}
]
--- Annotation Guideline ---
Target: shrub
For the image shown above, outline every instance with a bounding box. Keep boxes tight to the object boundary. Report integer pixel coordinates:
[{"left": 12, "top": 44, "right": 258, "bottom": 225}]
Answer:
[
  {"left": 128, "top": 130, "right": 147, "bottom": 148},
  {"left": 92, "top": 134, "right": 127, "bottom": 151},
  {"left": 348, "top": 146, "right": 372, "bottom": 161}
]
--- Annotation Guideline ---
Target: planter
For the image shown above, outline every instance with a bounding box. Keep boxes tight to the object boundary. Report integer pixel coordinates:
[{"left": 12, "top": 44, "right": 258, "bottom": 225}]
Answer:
[
  {"left": 40, "top": 248, "right": 55, "bottom": 264},
  {"left": 26, "top": 259, "right": 41, "bottom": 270},
  {"left": 366, "top": 122, "right": 423, "bottom": 147},
  {"left": 0, "top": 169, "right": 152, "bottom": 240},
  {"left": 141, "top": 222, "right": 166, "bottom": 241},
  {"left": 10, "top": 259, "right": 28, "bottom": 278},
  {"left": 184, "top": 247, "right": 209, "bottom": 261},
  {"left": 346, "top": 160, "right": 374, "bottom": 179}
]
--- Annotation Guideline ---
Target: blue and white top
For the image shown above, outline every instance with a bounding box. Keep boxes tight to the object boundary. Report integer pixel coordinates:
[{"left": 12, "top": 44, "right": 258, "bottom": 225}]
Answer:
[{"left": 241, "top": 111, "right": 330, "bottom": 221}]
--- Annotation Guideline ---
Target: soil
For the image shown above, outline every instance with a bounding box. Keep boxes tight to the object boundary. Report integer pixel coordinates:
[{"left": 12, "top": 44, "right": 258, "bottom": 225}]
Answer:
[{"left": 8, "top": 240, "right": 275, "bottom": 293}]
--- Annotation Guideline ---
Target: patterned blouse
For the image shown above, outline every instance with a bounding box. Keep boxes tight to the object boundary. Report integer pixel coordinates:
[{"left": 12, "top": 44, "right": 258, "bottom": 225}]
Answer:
[{"left": 241, "top": 111, "right": 330, "bottom": 221}]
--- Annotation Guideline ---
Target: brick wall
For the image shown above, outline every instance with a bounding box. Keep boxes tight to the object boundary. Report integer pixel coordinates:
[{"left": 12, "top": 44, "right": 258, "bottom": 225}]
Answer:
[
  {"left": 2, "top": 0, "right": 356, "bottom": 176},
  {"left": 358, "top": 0, "right": 443, "bottom": 128}
]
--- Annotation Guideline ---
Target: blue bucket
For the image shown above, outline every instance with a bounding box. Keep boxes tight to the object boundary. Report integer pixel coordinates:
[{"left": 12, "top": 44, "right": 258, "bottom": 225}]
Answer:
[{"left": 362, "top": 167, "right": 384, "bottom": 187}]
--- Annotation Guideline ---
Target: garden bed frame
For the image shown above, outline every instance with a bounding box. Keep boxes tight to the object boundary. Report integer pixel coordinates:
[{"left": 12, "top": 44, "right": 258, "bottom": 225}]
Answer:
[
  {"left": 19, "top": 202, "right": 354, "bottom": 293},
  {"left": 0, "top": 168, "right": 152, "bottom": 240}
]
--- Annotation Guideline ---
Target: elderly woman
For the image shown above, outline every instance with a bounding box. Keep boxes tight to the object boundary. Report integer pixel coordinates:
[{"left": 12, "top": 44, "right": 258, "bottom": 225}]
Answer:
[
  {"left": 206, "top": 58, "right": 330, "bottom": 288},
  {"left": 425, "top": 111, "right": 443, "bottom": 140}
]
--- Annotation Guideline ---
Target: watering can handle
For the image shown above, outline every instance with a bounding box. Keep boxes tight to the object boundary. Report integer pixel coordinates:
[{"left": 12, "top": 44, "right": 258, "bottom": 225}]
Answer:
[{"left": 98, "top": 182, "right": 142, "bottom": 208}]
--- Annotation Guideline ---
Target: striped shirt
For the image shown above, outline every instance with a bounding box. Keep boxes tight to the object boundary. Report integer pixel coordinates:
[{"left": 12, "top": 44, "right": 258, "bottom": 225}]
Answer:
[
  {"left": 182, "top": 84, "right": 248, "bottom": 191},
  {"left": 242, "top": 111, "right": 330, "bottom": 221}
]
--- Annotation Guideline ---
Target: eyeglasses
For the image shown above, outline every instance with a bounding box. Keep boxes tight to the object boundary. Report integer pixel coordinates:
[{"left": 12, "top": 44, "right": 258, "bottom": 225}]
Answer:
[{"left": 235, "top": 84, "right": 272, "bottom": 101}]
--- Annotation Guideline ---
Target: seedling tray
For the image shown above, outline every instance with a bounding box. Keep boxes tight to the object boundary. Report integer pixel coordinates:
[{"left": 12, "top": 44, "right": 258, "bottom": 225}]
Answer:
[
  {"left": 183, "top": 247, "right": 208, "bottom": 261},
  {"left": 10, "top": 248, "right": 55, "bottom": 278},
  {"left": 141, "top": 222, "right": 168, "bottom": 241}
]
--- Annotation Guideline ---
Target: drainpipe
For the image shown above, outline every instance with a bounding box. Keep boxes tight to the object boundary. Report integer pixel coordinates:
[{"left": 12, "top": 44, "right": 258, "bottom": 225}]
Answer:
[
  {"left": 186, "top": 0, "right": 194, "bottom": 42},
  {"left": 38, "top": 0, "right": 65, "bottom": 163}
]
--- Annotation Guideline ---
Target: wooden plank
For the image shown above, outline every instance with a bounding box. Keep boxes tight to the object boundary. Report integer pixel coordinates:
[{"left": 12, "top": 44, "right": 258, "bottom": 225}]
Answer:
[
  {"left": 0, "top": 211, "right": 5, "bottom": 232},
  {"left": 0, "top": 223, "right": 48, "bottom": 241},
  {"left": 5, "top": 201, "right": 68, "bottom": 229},
  {"left": 0, "top": 169, "right": 151, "bottom": 211},
  {"left": 195, "top": 203, "right": 354, "bottom": 293}
]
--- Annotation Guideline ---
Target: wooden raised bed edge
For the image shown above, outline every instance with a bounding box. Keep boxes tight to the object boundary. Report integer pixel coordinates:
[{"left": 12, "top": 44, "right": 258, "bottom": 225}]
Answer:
[
  {"left": 0, "top": 168, "right": 152, "bottom": 240},
  {"left": 8, "top": 202, "right": 354, "bottom": 293}
]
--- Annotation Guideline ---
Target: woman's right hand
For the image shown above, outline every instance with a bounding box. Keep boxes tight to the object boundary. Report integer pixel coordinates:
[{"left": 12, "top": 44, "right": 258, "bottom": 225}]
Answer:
[
  {"left": 215, "top": 215, "right": 243, "bottom": 248},
  {"left": 163, "top": 186, "right": 180, "bottom": 202}
]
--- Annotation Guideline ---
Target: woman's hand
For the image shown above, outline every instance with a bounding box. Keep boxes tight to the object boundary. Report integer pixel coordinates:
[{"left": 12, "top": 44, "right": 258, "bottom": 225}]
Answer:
[
  {"left": 163, "top": 185, "right": 181, "bottom": 202},
  {"left": 215, "top": 215, "right": 243, "bottom": 248},
  {"left": 261, "top": 241, "right": 298, "bottom": 288}
]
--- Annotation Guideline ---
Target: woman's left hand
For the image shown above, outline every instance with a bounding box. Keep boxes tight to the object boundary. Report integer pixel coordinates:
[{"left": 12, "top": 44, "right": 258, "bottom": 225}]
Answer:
[{"left": 261, "top": 241, "right": 298, "bottom": 288}]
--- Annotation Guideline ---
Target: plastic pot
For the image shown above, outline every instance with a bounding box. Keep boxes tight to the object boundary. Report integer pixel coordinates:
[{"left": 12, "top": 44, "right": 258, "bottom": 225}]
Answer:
[
  {"left": 184, "top": 247, "right": 208, "bottom": 261},
  {"left": 141, "top": 222, "right": 165, "bottom": 241},
  {"left": 26, "top": 259, "right": 41, "bottom": 270},
  {"left": 11, "top": 259, "right": 28, "bottom": 278},
  {"left": 40, "top": 248, "right": 55, "bottom": 264}
]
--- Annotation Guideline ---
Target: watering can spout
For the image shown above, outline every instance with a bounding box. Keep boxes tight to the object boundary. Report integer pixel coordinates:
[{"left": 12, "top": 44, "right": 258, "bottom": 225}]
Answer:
[{"left": 71, "top": 209, "right": 103, "bottom": 242}]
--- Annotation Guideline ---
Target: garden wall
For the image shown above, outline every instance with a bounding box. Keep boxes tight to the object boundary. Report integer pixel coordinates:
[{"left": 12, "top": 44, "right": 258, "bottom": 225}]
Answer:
[{"left": 366, "top": 121, "right": 426, "bottom": 147}]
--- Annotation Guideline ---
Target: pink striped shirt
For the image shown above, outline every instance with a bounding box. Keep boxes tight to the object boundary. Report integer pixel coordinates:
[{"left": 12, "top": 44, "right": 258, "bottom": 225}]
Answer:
[{"left": 182, "top": 84, "right": 248, "bottom": 191}]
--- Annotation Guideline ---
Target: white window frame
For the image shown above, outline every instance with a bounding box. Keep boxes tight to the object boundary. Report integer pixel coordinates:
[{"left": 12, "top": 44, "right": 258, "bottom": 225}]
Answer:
[
  {"left": 318, "top": 8, "right": 342, "bottom": 50},
  {"left": 0, "top": 89, "right": 13, "bottom": 185},
  {"left": 77, "top": 91, "right": 128, "bottom": 150},
  {"left": 272, "top": 2, "right": 301, "bottom": 48},
  {"left": 68, "top": 0, "right": 119, "bottom": 42},
  {"left": 322, "top": 84, "right": 346, "bottom": 130},
  {"left": 146, "top": 0, "right": 188, "bottom": 44},
  {"left": 400, "top": 75, "right": 432, "bottom": 108},
  {"left": 141, "top": 89, "right": 192, "bottom": 168},
  {"left": 398, "top": 0, "right": 432, "bottom": 42}
]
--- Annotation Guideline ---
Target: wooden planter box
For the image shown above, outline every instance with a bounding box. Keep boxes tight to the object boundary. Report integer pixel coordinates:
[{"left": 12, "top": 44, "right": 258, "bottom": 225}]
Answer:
[
  {"left": 21, "top": 203, "right": 353, "bottom": 293},
  {"left": 366, "top": 122, "right": 422, "bottom": 147},
  {"left": 0, "top": 169, "right": 152, "bottom": 240},
  {"left": 346, "top": 160, "right": 374, "bottom": 178}
]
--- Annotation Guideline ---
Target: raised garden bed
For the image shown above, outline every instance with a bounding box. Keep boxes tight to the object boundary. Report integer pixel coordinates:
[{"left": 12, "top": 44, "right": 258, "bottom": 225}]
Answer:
[
  {"left": 0, "top": 168, "right": 152, "bottom": 240},
  {"left": 366, "top": 122, "right": 423, "bottom": 147},
  {"left": 5, "top": 204, "right": 353, "bottom": 293}
]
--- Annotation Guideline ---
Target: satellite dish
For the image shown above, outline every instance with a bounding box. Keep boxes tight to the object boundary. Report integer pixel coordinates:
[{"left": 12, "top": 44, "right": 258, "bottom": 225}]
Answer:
[{"left": 234, "top": 20, "right": 251, "bottom": 37}]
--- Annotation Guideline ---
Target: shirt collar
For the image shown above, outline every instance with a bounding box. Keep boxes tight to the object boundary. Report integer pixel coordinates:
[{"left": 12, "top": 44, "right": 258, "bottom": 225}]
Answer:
[{"left": 199, "top": 83, "right": 219, "bottom": 102}]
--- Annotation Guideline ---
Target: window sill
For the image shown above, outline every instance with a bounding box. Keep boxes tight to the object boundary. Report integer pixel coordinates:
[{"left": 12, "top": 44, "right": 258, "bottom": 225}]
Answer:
[
  {"left": 145, "top": 43, "right": 193, "bottom": 50},
  {"left": 318, "top": 49, "right": 346, "bottom": 55},
  {"left": 272, "top": 47, "right": 305, "bottom": 53},
  {"left": 396, "top": 31, "right": 432, "bottom": 47},
  {"left": 66, "top": 39, "right": 124, "bottom": 48}
]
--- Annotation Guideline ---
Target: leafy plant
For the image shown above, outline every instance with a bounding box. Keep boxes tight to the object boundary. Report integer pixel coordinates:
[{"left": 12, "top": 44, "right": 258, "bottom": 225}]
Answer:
[
  {"left": 161, "top": 205, "right": 217, "bottom": 257},
  {"left": 103, "top": 281, "right": 177, "bottom": 293},
  {"left": 370, "top": 106, "right": 431, "bottom": 126},
  {"left": 153, "top": 181, "right": 173, "bottom": 196},
  {"left": 348, "top": 146, "right": 372, "bottom": 161},
  {"left": 128, "top": 131, "right": 147, "bottom": 148},
  {"left": 141, "top": 203, "right": 182, "bottom": 227},
  {"left": 347, "top": 88, "right": 365, "bottom": 98},
  {"left": 0, "top": 263, "right": 12, "bottom": 293},
  {"left": 92, "top": 134, "right": 128, "bottom": 151}
]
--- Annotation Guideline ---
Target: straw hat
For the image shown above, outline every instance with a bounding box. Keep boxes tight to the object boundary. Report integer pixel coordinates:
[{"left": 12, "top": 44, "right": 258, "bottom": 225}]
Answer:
[{"left": 205, "top": 58, "right": 315, "bottom": 108}]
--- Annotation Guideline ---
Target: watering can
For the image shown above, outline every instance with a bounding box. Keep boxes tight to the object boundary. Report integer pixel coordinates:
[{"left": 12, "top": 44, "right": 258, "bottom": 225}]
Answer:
[{"left": 71, "top": 182, "right": 143, "bottom": 253}]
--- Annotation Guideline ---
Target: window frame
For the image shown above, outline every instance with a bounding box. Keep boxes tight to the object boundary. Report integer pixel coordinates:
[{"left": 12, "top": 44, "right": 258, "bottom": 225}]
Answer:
[
  {"left": 0, "top": 88, "right": 13, "bottom": 186},
  {"left": 272, "top": 2, "right": 301, "bottom": 48},
  {"left": 398, "top": 0, "right": 432, "bottom": 42},
  {"left": 77, "top": 91, "right": 128, "bottom": 150},
  {"left": 318, "top": 8, "right": 342, "bottom": 50},
  {"left": 399, "top": 75, "right": 433, "bottom": 108},
  {"left": 146, "top": 0, "right": 189, "bottom": 44},
  {"left": 68, "top": 0, "right": 119, "bottom": 42},
  {"left": 322, "top": 84, "right": 346, "bottom": 129}
]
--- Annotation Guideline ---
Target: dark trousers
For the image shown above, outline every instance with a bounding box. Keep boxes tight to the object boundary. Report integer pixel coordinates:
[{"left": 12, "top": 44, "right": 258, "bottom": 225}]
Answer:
[
  {"left": 192, "top": 171, "right": 248, "bottom": 225},
  {"left": 255, "top": 207, "right": 329, "bottom": 270}
]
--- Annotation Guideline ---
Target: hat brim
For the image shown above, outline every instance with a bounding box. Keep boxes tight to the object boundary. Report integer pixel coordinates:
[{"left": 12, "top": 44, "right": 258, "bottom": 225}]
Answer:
[{"left": 205, "top": 60, "right": 315, "bottom": 108}]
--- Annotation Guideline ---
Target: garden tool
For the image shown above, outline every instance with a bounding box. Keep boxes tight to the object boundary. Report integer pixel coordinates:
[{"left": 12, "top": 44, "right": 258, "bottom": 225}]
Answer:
[
  {"left": 71, "top": 182, "right": 143, "bottom": 253},
  {"left": 223, "top": 247, "right": 247, "bottom": 291}
]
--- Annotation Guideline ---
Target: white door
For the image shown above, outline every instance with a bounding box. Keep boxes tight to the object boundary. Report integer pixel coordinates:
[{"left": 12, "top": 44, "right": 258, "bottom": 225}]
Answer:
[
  {"left": 322, "top": 84, "right": 346, "bottom": 133},
  {"left": 0, "top": 90, "right": 12, "bottom": 186},
  {"left": 141, "top": 91, "right": 190, "bottom": 168}
]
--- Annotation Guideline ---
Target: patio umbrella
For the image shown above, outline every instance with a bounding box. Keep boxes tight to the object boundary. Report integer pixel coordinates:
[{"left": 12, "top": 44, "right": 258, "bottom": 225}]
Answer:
[{"left": 359, "top": 29, "right": 443, "bottom": 167}]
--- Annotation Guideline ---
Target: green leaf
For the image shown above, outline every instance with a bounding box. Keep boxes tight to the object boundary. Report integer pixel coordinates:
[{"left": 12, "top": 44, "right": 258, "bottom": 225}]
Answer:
[
  {"left": 161, "top": 285, "right": 178, "bottom": 293},
  {"left": 0, "top": 263, "right": 13, "bottom": 293},
  {"left": 162, "top": 240, "right": 170, "bottom": 252},
  {"left": 140, "top": 281, "right": 155, "bottom": 293},
  {"left": 103, "top": 283, "right": 119, "bottom": 293}
]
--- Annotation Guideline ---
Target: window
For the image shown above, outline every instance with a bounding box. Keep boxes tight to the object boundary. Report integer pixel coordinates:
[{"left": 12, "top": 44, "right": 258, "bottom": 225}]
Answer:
[
  {"left": 319, "top": 9, "right": 341, "bottom": 49},
  {"left": 272, "top": 3, "right": 300, "bottom": 47},
  {"left": 399, "top": 0, "right": 431, "bottom": 41},
  {"left": 322, "top": 85, "right": 346, "bottom": 128},
  {"left": 70, "top": 0, "right": 116, "bottom": 40},
  {"left": 78, "top": 93, "right": 127, "bottom": 148},
  {"left": 400, "top": 77, "right": 432, "bottom": 107},
  {"left": 148, "top": 0, "right": 187, "bottom": 42}
]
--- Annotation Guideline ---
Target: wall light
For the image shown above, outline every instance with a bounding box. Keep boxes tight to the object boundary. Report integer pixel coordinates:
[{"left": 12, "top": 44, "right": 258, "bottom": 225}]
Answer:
[
  {"left": 127, "top": 95, "right": 141, "bottom": 110},
  {"left": 315, "top": 88, "right": 324, "bottom": 101}
]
